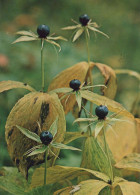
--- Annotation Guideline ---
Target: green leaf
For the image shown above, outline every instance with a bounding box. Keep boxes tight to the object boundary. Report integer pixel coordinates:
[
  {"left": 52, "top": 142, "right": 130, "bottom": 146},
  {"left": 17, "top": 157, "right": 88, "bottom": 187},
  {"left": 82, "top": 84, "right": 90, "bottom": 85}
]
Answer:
[
  {"left": 49, "top": 117, "right": 58, "bottom": 137},
  {"left": 63, "top": 132, "right": 88, "bottom": 145},
  {"left": 0, "top": 167, "right": 27, "bottom": 195},
  {"left": 51, "top": 142, "right": 81, "bottom": 151},
  {"left": 95, "top": 120, "right": 105, "bottom": 138},
  {"left": 81, "top": 90, "right": 134, "bottom": 118},
  {"left": 12, "top": 36, "right": 38, "bottom": 44},
  {"left": 80, "top": 137, "right": 111, "bottom": 179},
  {"left": 0, "top": 80, "right": 36, "bottom": 93},
  {"left": 76, "top": 91, "right": 82, "bottom": 111},
  {"left": 115, "top": 153, "right": 140, "bottom": 172},
  {"left": 30, "top": 165, "right": 110, "bottom": 188},
  {"left": 73, "top": 28, "right": 84, "bottom": 42},
  {"left": 117, "top": 180, "right": 140, "bottom": 195},
  {"left": 27, "top": 145, "right": 47, "bottom": 157},
  {"left": 16, "top": 125, "right": 41, "bottom": 143}
]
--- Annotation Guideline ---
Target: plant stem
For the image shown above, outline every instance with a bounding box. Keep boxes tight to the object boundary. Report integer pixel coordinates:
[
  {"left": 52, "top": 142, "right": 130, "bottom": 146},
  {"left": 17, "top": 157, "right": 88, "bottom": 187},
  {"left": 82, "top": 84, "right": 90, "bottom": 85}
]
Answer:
[
  {"left": 41, "top": 39, "right": 45, "bottom": 92},
  {"left": 103, "top": 128, "right": 114, "bottom": 183},
  {"left": 44, "top": 148, "right": 48, "bottom": 185},
  {"left": 82, "top": 102, "right": 92, "bottom": 136},
  {"left": 85, "top": 28, "right": 93, "bottom": 114}
]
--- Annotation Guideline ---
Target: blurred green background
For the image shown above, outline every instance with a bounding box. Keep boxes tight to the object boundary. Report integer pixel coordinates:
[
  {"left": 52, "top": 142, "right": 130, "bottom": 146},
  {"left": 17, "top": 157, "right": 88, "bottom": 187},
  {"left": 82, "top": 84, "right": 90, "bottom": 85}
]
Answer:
[{"left": 0, "top": 0, "right": 140, "bottom": 179}]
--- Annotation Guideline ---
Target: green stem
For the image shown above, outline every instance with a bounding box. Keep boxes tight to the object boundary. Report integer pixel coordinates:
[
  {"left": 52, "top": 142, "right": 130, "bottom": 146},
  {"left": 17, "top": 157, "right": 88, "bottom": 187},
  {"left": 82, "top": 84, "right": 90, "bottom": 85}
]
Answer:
[
  {"left": 85, "top": 28, "right": 93, "bottom": 114},
  {"left": 41, "top": 39, "right": 45, "bottom": 92},
  {"left": 82, "top": 102, "right": 92, "bottom": 136},
  {"left": 103, "top": 128, "right": 114, "bottom": 183},
  {"left": 44, "top": 148, "right": 48, "bottom": 185}
]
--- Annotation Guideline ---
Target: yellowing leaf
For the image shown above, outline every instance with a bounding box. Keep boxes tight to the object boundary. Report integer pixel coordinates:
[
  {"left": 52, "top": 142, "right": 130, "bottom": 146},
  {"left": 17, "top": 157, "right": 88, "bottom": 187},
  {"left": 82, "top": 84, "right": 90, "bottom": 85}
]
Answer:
[
  {"left": 74, "top": 180, "right": 108, "bottom": 195},
  {"left": 73, "top": 28, "right": 84, "bottom": 42},
  {"left": 30, "top": 165, "right": 109, "bottom": 188},
  {"left": 80, "top": 137, "right": 111, "bottom": 179},
  {"left": 90, "top": 62, "right": 117, "bottom": 99},
  {"left": 48, "top": 62, "right": 89, "bottom": 114},
  {"left": 16, "top": 31, "right": 37, "bottom": 37},
  {"left": 135, "top": 118, "right": 140, "bottom": 153},
  {"left": 95, "top": 121, "right": 104, "bottom": 138},
  {"left": 12, "top": 36, "right": 37, "bottom": 44},
  {"left": 54, "top": 180, "right": 108, "bottom": 195},
  {"left": 51, "top": 142, "right": 81, "bottom": 151},
  {"left": 106, "top": 119, "right": 137, "bottom": 162},
  {"left": 63, "top": 132, "right": 88, "bottom": 145},
  {"left": 115, "top": 153, "right": 140, "bottom": 172},
  {"left": 117, "top": 181, "right": 140, "bottom": 195},
  {"left": 5, "top": 92, "right": 66, "bottom": 178},
  {"left": 0, "top": 80, "right": 36, "bottom": 93},
  {"left": 76, "top": 91, "right": 82, "bottom": 111},
  {"left": 81, "top": 90, "right": 134, "bottom": 119}
]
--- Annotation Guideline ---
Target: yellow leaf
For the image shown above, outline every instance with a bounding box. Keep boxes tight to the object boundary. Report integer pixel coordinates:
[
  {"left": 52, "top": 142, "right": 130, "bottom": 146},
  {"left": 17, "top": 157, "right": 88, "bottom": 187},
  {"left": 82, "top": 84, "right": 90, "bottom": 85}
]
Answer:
[
  {"left": 30, "top": 165, "right": 109, "bottom": 188},
  {"left": 81, "top": 90, "right": 134, "bottom": 119},
  {"left": 5, "top": 92, "right": 66, "bottom": 178},
  {"left": 117, "top": 181, "right": 140, "bottom": 195},
  {"left": 0, "top": 80, "right": 36, "bottom": 93},
  {"left": 114, "top": 153, "right": 140, "bottom": 172},
  {"left": 12, "top": 36, "right": 37, "bottom": 44},
  {"left": 90, "top": 62, "right": 117, "bottom": 99},
  {"left": 73, "top": 28, "right": 84, "bottom": 42},
  {"left": 135, "top": 118, "right": 140, "bottom": 153},
  {"left": 48, "top": 62, "right": 89, "bottom": 114},
  {"left": 106, "top": 119, "right": 137, "bottom": 162},
  {"left": 54, "top": 180, "right": 108, "bottom": 195}
]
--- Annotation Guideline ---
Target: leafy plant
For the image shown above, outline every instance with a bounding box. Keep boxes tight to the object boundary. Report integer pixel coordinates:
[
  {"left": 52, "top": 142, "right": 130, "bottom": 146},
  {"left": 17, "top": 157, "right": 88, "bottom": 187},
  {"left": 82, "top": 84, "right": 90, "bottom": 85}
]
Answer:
[{"left": 0, "top": 13, "right": 140, "bottom": 195}]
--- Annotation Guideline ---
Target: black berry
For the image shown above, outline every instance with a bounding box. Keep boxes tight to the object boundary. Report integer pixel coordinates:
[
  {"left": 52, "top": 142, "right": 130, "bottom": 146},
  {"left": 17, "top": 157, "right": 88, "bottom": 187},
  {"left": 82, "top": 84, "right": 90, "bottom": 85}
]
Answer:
[
  {"left": 69, "top": 79, "right": 81, "bottom": 91},
  {"left": 37, "top": 25, "right": 50, "bottom": 38},
  {"left": 40, "top": 131, "right": 53, "bottom": 145},
  {"left": 79, "top": 14, "right": 90, "bottom": 26},
  {"left": 95, "top": 105, "right": 108, "bottom": 119}
]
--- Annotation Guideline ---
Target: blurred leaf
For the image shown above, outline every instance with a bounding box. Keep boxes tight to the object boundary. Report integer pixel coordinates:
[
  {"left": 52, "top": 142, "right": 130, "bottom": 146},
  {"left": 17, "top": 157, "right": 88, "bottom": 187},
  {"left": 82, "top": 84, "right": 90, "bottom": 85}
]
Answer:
[
  {"left": 95, "top": 120, "right": 104, "bottom": 138},
  {"left": 73, "top": 28, "right": 84, "bottom": 42},
  {"left": 0, "top": 80, "right": 36, "bottom": 93},
  {"left": 5, "top": 92, "right": 66, "bottom": 178},
  {"left": 16, "top": 125, "right": 41, "bottom": 143},
  {"left": 81, "top": 90, "right": 134, "bottom": 119},
  {"left": 30, "top": 165, "right": 109, "bottom": 188},
  {"left": 88, "top": 26, "right": 109, "bottom": 38},
  {"left": 106, "top": 119, "right": 137, "bottom": 162},
  {"left": 54, "top": 180, "right": 108, "bottom": 195},
  {"left": 115, "top": 153, "right": 140, "bottom": 172},
  {"left": 47, "top": 36, "right": 67, "bottom": 41},
  {"left": 12, "top": 36, "right": 37, "bottom": 44},
  {"left": 135, "top": 118, "right": 140, "bottom": 152},
  {"left": 62, "top": 25, "right": 80, "bottom": 30},
  {"left": 16, "top": 31, "right": 37, "bottom": 37},
  {"left": 63, "top": 132, "right": 88, "bottom": 145},
  {"left": 0, "top": 167, "right": 27, "bottom": 195},
  {"left": 48, "top": 62, "right": 89, "bottom": 114},
  {"left": 48, "top": 117, "right": 58, "bottom": 137},
  {"left": 74, "top": 117, "right": 97, "bottom": 123},
  {"left": 51, "top": 142, "right": 81, "bottom": 151},
  {"left": 27, "top": 145, "right": 47, "bottom": 157},
  {"left": 115, "top": 69, "right": 140, "bottom": 81},
  {"left": 50, "top": 87, "right": 72, "bottom": 93},
  {"left": 46, "top": 39, "right": 61, "bottom": 52},
  {"left": 90, "top": 62, "right": 117, "bottom": 99},
  {"left": 80, "top": 137, "right": 111, "bottom": 179},
  {"left": 75, "top": 91, "right": 82, "bottom": 111},
  {"left": 117, "top": 180, "right": 140, "bottom": 195}
]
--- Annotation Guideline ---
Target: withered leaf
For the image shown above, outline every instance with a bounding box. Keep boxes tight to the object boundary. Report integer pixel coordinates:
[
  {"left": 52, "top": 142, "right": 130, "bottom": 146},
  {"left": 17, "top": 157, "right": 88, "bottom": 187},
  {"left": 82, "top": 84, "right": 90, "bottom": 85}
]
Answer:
[
  {"left": 48, "top": 62, "right": 89, "bottom": 114},
  {"left": 30, "top": 165, "right": 109, "bottom": 188},
  {"left": 0, "top": 80, "right": 36, "bottom": 93},
  {"left": 5, "top": 92, "right": 66, "bottom": 178},
  {"left": 63, "top": 132, "right": 88, "bottom": 145},
  {"left": 117, "top": 180, "right": 140, "bottom": 195},
  {"left": 90, "top": 62, "right": 117, "bottom": 99}
]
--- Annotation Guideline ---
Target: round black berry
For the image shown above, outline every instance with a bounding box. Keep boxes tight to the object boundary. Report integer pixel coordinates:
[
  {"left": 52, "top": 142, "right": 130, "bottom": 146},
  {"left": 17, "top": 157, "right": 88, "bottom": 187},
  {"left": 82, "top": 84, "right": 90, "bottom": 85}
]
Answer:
[
  {"left": 40, "top": 131, "right": 53, "bottom": 145},
  {"left": 37, "top": 25, "right": 50, "bottom": 38},
  {"left": 69, "top": 79, "right": 81, "bottom": 91},
  {"left": 95, "top": 105, "right": 108, "bottom": 119},
  {"left": 79, "top": 14, "right": 90, "bottom": 26}
]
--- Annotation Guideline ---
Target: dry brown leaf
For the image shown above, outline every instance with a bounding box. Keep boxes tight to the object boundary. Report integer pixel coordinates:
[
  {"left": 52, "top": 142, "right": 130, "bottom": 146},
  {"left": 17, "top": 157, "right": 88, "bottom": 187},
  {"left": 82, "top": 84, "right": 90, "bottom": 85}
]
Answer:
[
  {"left": 90, "top": 62, "right": 117, "bottom": 99},
  {"left": 48, "top": 62, "right": 89, "bottom": 114},
  {"left": 5, "top": 92, "right": 66, "bottom": 178},
  {"left": 106, "top": 118, "right": 137, "bottom": 162}
]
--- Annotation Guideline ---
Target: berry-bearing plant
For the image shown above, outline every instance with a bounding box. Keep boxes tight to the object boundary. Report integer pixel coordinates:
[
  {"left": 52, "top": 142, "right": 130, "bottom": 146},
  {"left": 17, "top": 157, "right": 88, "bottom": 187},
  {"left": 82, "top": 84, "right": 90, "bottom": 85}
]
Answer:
[{"left": 0, "top": 15, "right": 140, "bottom": 195}]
